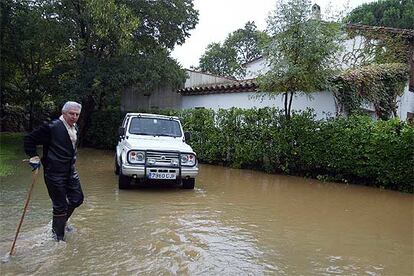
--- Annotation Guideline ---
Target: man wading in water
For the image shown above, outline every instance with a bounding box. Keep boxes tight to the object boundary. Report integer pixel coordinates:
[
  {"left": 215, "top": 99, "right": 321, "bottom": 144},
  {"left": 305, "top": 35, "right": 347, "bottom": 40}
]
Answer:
[{"left": 24, "top": 101, "right": 84, "bottom": 242}]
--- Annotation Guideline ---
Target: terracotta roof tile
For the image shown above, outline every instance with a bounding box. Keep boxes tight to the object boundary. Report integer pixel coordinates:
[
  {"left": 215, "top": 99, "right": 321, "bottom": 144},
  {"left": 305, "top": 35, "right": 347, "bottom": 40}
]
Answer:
[{"left": 177, "top": 79, "right": 259, "bottom": 95}]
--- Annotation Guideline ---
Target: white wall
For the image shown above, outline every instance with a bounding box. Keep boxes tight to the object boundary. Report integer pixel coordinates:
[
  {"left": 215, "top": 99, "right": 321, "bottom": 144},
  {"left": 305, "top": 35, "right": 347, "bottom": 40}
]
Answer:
[
  {"left": 242, "top": 36, "right": 366, "bottom": 79},
  {"left": 397, "top": 85, "right": 414, "bottom": 120},
  {"left": 244, "top": 57, "right": 270, "bottom": 79},
  {"left": 337, "top": 36, "right": 372, "bottom": 69},
  {"left": 182, "top": 91, "right": 337, "bottom": 120}
]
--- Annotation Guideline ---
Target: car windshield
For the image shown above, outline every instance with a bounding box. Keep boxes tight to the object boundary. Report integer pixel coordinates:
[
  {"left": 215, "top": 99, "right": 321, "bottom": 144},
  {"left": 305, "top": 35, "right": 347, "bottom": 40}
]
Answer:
[{"left": 129, "top": 117, "right": 182, "bottom": 137}]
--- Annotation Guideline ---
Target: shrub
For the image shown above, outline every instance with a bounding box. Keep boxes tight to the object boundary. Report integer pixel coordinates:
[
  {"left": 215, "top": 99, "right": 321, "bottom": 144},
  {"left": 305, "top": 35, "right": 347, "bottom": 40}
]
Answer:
[
  {"left": 83, "top": 109, "right": 125, "bottom": 149},
  {"left": 85, "top": 108, "right": 414, "bottom": 192}
]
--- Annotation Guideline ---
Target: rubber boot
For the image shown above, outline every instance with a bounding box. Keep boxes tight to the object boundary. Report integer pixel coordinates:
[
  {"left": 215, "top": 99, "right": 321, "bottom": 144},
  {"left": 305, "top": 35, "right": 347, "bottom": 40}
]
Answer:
[
  {"left": 66, "top": 207, "right": 75, "bottom": 221},
  {"left": 65, "top": 207, "right": 75, "bottom": 232},
  {"left": 52, "top": 215, "right": 66, "bottom": 241}
]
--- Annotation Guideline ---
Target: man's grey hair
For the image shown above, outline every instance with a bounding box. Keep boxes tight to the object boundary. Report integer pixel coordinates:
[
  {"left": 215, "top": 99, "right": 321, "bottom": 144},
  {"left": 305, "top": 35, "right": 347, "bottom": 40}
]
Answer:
[{"left": 62, "top": 101, "right": 82, "bottom": 113}]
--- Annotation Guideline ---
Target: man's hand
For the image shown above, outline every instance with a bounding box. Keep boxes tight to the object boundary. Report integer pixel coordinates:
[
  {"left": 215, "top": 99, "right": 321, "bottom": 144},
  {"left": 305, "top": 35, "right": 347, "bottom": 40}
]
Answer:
[{"left": 29, "top": 156, "right": 41, "bottom": 171}]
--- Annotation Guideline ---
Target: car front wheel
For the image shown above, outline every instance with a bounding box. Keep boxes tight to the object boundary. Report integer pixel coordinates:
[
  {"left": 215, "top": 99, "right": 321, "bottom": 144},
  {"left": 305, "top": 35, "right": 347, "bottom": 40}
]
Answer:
[
  {"left": 182, "top": 178, "right": 195, "bottom": 189},
  {"left": 114, "top": 156, "right": 120, "bottom": 175},
  {"left": 119, "top": 173, "right": 131, "bottom": 189},
  {"left": 118, "top": 163, "right": 131, "bottom": 189}
]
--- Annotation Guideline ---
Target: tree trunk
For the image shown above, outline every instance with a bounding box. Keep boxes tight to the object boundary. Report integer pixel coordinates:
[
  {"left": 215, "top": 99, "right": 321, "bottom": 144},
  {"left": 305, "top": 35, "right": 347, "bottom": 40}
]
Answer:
[
  {"left": 283, "top": 91, "right": 288, "bottom": 119},
  {"left": 287, "top": 91, "right": 294, "bottom": 120},
  {"left": 78, "top": 95, "right": 95, "bottom": 146}
]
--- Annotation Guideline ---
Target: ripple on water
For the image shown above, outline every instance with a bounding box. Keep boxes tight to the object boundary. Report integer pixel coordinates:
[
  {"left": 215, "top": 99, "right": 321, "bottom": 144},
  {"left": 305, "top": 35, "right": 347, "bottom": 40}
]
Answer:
[
  {"left": 0, "top": 222, "right": 68, "bottom": 275},
  {"left": 1, "top": 152, "right": 413, "bottom": 275}
]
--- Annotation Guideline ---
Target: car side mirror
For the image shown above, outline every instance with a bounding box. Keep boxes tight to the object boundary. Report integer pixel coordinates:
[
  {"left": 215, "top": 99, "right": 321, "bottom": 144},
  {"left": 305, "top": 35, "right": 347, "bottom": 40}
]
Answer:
[
  {"left": 118, "top": 127, "right": 125, "bottom": 140},
  {"left": 184, "top": 131, "right": 191, "bottom": 141}
]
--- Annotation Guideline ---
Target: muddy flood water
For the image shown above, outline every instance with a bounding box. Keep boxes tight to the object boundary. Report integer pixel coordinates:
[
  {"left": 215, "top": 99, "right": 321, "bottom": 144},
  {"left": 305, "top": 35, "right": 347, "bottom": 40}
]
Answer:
[{"left": 0, "top": 148, "right": 413, "bottom": 275}]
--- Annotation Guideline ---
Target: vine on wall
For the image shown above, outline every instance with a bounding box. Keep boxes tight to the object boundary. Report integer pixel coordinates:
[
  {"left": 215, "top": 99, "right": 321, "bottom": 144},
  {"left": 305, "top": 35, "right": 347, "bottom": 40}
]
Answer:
[
  {"left": 345, "top": 25, "right": 413, "bottom": 65},
  {"left": 330, "top": 63, "right": 409, "bottom": 119}
]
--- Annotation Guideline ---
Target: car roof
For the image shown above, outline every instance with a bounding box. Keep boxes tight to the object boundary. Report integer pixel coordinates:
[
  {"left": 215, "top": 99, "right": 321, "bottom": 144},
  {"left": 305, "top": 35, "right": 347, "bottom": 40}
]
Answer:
[{"left": 125, "top": 113, "right": 180, "bottom": 120}]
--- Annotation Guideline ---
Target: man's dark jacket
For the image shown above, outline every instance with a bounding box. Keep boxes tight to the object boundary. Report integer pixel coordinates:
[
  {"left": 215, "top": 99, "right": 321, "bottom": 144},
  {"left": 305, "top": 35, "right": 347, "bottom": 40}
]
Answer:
[{"left": 24, "top": 119, "right": 78, "bottom": 175}]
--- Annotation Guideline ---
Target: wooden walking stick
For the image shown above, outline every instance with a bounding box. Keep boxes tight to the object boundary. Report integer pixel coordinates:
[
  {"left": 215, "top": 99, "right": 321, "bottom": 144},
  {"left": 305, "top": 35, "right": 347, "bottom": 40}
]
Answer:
[{"left": 9, "top": 167, "right": 40, "bottom": 256}]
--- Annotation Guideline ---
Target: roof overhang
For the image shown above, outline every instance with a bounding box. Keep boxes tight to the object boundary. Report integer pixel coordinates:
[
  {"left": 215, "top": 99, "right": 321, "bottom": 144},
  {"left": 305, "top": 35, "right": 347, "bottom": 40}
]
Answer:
[{"left": 178, "top": 80, "right": 259, "bottom": 95}]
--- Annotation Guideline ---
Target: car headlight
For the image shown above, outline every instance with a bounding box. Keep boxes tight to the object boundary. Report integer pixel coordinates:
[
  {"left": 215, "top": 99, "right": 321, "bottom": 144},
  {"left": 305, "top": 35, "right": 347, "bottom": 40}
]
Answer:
[
  {"left": 171, "top": 158, "right": 179, "bottom": 166},
  {"left": 181, "top": 153, "right": 196, "bottom": 166},
  {"left": 128, "top": 150, "right": 145, "bottom": 164}
]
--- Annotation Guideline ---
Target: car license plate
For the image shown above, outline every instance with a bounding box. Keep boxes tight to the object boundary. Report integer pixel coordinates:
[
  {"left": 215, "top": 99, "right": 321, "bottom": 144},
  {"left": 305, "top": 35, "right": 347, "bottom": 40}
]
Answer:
[{"left": 148, "top": 172, "right": 176, "bottom": 179}]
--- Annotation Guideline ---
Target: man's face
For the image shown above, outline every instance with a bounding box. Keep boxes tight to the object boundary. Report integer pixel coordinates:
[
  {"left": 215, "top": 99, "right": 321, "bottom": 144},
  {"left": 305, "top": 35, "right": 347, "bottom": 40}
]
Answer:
[{"left": 62, "top": 108, "right": 81, "bottom": 127}]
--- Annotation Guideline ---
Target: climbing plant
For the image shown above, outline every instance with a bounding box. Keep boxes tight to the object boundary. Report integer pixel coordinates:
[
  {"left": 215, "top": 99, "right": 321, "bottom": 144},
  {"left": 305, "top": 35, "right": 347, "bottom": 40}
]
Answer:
[
  {"left": 344, "top": 27, "right": 412, "bottom": 66},
  {"left": 330, "top": 63, "right": 409, "bottom": 119}
]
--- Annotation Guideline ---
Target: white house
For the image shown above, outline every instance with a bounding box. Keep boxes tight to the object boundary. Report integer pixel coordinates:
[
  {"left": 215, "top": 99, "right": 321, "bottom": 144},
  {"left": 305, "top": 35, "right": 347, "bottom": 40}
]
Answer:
[
  {"left": 178, "top": 25, "right": 414, "bottom": 121},
  {"left": 121, "top": 24, "right": 413, "bottom": 121},
  {"left": 120, "top": 69, "right": 235, "bottom": 111},
  {"left": 178, "top": 75, "right": 337, "bottom": 120},
  {"left": 178, "top": 60, "right": 413, "bottom": 121}
]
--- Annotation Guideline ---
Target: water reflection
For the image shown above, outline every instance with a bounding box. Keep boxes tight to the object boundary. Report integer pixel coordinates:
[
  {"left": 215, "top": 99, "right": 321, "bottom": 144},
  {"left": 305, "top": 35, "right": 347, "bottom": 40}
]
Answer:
[{"left": 0, "top": 148, "right": 412, "bottom": 275}]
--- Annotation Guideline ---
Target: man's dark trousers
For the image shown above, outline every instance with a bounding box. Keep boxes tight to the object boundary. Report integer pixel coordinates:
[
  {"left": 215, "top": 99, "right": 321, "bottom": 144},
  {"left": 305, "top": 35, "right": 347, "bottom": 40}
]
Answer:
[{"left": 44, "top": 168, "right": 83, "bottom": 240}]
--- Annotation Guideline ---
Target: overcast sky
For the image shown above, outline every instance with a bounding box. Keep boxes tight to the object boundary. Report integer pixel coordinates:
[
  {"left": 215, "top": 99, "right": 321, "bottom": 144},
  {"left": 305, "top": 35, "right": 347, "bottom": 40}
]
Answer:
[{"left": 171, "top": 0, "right": 376, "bottom": 69}]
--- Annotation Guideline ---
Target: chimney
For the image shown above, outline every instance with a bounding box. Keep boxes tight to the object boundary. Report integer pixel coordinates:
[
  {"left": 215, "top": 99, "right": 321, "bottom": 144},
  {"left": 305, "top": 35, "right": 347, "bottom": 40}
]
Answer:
[{"left": 311, "top": 4, "right": 321, "bottom": 20}]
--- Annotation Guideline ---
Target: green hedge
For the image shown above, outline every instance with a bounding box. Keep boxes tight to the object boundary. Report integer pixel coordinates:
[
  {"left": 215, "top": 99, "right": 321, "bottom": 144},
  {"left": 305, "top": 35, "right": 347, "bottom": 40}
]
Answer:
[
  {"left": 85, "top": 108, "right": 414, "bottom": 192},
  {"left": 83, "top": 108, "right": 126, "bottom": 149},
  {"left": 0, "top": 133, "right": 25, "bottom": 177}
]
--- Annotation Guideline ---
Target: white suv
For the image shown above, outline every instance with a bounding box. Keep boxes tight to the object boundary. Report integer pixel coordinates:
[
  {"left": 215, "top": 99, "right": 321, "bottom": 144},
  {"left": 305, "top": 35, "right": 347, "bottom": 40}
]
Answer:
[{"left": 115, "top": 113, "right": 198, "bottom": 189}]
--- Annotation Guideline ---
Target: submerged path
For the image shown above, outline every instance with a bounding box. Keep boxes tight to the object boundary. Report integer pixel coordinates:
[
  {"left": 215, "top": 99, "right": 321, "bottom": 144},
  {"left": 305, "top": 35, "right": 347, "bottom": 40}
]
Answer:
[{"left": 1, "top": 148, "right": 412, "bottom": 275}]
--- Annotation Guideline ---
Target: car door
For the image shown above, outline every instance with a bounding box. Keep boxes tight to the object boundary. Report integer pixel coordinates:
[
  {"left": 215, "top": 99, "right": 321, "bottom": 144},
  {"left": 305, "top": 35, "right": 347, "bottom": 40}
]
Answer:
[{"left": 116, "top": 115, "right": 131, "bottom": 165}]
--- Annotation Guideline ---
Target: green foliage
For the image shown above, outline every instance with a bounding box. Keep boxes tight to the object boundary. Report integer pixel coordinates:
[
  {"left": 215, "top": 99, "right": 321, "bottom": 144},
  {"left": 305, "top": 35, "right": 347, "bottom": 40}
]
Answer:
[
  {"left": 330, "top": 63, "right": 409, "bottom": 119},
  {"left": 1, "top": 0, "right": 198, "bottom": 136},
  {"left": 346, "top": 0, "right": 414, "bottom": 29},
  {"left": 53, "top": 0, "right": 195, "bottom": 107},
  {"left": 1, "top": 0, "right": 67, "bottom": 129},
  {"left": 225, "top": 21, "right": 269, "bottom": 65},
  {"left": 1, "top": 105, "right": 26, "bottom": 132},
  {"left": 198, "top": 21, "right": 268, "bottom": 78},
  {"left": 344, "top": 28, "right": 411, "bottom": 66},
  {"left": 367, "top": 119, "right": 413, "bottom": 189},
  {"left": 83, "top": 109, "right": 125, "bottom": 149},
  {"left": 0, "top": 133, "right": 25, "bottom": 177},
  {"left": 180, "top": 109, "right": 223, "bottom": 163},
  {"left": 258, "top": 0, "right": 343, "bottom": 119},
  {"left": 198, "top": 43, "right": 239, "bottom": 78},
  {"left": 86, "top": 108, "right": 414, "bottom": 192},
  {"left": 316, "top": 116, "right": 413, "bottom": 191},
  {"left": 127, "top": 0, "right": 199, "bottom": 49}
]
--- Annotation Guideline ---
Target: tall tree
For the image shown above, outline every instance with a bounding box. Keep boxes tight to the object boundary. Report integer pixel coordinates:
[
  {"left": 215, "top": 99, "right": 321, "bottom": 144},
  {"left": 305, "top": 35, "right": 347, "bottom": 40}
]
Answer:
[
  {"left": 199, "top": 21, "right": 268, "bottom": 79},
  {"left": 1, "top": 0, "right": 68, "bottom": 130},
  {"left": 224, "top": 21, "right": 268, "bottom": 65},
  {"left": 199, "top": 42, "right": 238, "bottom": 78},
  {"left": 53, "top": 0, "right": 198, "bottom": 141},
  {"left": 258, "top": 0, "right": 343, "bottom": 119},
  {"left": 2, "top": 0, "right": 198, "bottom": 137},
  {"left": 346, "top": 0, "right": 414, "bottom": 29}
]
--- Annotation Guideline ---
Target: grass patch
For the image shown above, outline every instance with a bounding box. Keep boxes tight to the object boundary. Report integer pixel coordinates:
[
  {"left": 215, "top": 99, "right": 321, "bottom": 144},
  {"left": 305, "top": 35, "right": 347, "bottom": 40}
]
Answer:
[{"left": 0, "top": 132, "right": 25, "bottom": 177}]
